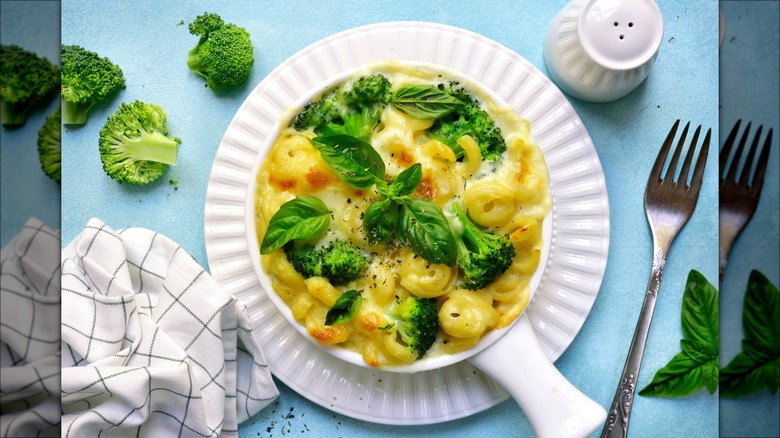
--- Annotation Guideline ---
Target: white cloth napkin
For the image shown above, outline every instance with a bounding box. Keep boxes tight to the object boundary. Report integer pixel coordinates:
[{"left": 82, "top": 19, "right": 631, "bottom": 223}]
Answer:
[
  {"left": 61, "top": 218, "right": 278, "bottom": 437},
  {"left": 0, "top": 218, "right": 61, "bottom": 437}
]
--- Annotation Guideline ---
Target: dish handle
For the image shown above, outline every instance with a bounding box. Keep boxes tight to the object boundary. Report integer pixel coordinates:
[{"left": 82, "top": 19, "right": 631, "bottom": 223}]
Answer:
[{"left": 468, "top": 315, "right": 606, "bottom": 438}]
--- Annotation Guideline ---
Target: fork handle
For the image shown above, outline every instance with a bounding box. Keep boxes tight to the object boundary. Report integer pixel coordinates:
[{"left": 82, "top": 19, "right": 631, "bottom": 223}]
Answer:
[{"left": 601, "top": 247, "right": 668, "bottom": 438}]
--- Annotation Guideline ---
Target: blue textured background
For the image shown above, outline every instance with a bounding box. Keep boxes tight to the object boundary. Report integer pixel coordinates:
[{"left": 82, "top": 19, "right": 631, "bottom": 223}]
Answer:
[
  {"left": 718, "top": 2, "right": 780, "bottom": 437},
  {"left": 1, "top": 0, "right": 773, "bottom": 436},
  {"left": 57, "top": 1, "right": 722, "bottom": 437},
  {"left": 0, "top": 0, "right": 61, "bottom": 245}
]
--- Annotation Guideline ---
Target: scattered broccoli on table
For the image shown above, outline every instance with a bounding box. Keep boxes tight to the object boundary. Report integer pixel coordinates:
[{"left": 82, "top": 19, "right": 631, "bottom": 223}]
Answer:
[
  {"left": 448, "top": 200, "right": 516, "bottom": 290},
  {"left": 37, "top": 106, "right": 61, "bottom": 182},
  {"left": 428, "top": 82, "right": 506, "bottom": 161},
  {"left": 60, "top": 45, "right": 125, "bottom": 125},
  {"left": 285, "top": 240, "right": 368, "bottom": 286},
  {"left": 187, "top": 12, "right": 254, "bottom": 91},
  {"left": 383, "top": 296, "right": 439, "bottom": 359},
  {"left": 291, "top": 73, "right": 392, "bottom": 141},
  {"left": 98, "top": 100, "right": 181, "bottom": 185},
  {"left": 0, "top": 44, "right": 60, "bottom": 127}
]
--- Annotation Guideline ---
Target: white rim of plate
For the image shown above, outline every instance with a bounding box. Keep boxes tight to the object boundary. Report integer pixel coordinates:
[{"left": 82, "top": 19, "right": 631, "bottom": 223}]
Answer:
[{"left": 204, "top": 21, "right": 610, "bottom": 425}]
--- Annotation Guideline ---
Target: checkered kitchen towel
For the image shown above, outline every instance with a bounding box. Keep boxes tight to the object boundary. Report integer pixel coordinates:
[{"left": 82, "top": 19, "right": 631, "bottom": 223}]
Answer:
[
  {"left": 61, "top": 218, "right": 278, "bottom": 437},
  {"left": 1, "top": 218, "right": 61, "bottom": 437}
]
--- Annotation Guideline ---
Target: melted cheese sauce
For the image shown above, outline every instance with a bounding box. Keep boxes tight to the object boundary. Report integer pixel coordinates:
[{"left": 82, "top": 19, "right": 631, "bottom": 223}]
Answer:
[{"left": 254, "top": 62, "right": 551, "bottom": 368}]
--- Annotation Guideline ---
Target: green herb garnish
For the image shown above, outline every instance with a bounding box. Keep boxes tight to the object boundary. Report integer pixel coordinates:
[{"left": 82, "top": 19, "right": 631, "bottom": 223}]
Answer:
[
  {"left": 325, "top": 290, "right": 363, "bottom": 325},
  {"left": 390, "top": 84, "right": 464, "bottom": 120},
  {"left": 260, "top": 196, "right": 330, "bottom": 254},
  {"left": 720, "top": 270, "right": 780, "bottom": 397},
  {"left": 639, "top": 270, "right": 719, "bottom": 397}
]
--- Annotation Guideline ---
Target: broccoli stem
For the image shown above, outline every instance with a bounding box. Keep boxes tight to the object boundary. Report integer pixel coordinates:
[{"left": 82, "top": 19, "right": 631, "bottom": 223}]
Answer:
[
  {"left": 1, "top": 101, "right": 28, "bottom": 126},
  {"left": 62, "top": 99, "right": 90, "bottom": 125},
  {"left": 186, "top": 46, "right": 208, "bottom": 80},
  {"left": 452, "top": 202, "right": 487, "bottom": 255},
  {"left": 121, "top": 130, "right": 179, "bottom": 165}
]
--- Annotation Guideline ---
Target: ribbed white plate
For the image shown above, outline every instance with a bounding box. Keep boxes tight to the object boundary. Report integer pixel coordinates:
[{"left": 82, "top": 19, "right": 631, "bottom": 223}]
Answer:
[{"left": 204, "top": 22, "right": 609, "bottom": 425}]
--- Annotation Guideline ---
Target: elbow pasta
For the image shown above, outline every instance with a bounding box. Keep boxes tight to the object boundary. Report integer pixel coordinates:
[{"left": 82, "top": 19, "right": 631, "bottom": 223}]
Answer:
[{"left": 254, "top": 62, "right": 551, "bottom": 368}]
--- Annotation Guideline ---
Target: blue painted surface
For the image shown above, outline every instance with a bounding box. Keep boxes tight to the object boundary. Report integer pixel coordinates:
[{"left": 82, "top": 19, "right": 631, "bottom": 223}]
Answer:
[
  {"left": 0, "top": 1, "right": 61, "bottom": 245},
  {"left": 718, "top": 2, "right": 780, "bottom": 437},
  {"left": 44, "top": 0, "right": 770, "bottom": 436}
]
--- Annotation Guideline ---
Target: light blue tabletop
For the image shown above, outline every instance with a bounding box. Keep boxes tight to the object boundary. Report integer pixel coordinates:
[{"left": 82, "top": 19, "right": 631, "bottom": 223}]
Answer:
[
  {"left": 0, "top": 1, "right": 61, "bottom": 245},
  {"left": 32, "top": 0, "right": 773, "bottom": 436}
]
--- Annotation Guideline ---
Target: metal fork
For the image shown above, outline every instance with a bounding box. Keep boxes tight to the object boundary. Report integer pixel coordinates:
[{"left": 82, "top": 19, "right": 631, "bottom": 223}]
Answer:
[
  {"left": 718, "top": 120, "right": 774, "bottom": 284},
  {"left": 601, "top": 120, "right": 711, "bottom": 438}
]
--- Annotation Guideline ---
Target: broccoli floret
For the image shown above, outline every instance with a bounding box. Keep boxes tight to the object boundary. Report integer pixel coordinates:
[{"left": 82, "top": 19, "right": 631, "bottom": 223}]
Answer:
[
  {"left": 284, "top": 240, "right": 368, "bottom": 286},
  {"left": 428, "top": 82, "right": 506, "bottom": 161},
  {"left": 318, "top": 107, "right": 382, "bottom": 141},
  {"left": 37, "top": 106, "right": 61, "bottom": 182},
  {"left": 291, "top": 97, "right": 336, "bottom": 132},
  {"left": 343, "top": 74, "right": 392, "bottom": 110},
  {"left": 449, "top": 201, "right": 515, "bottom": 290},
  {"left": 98, "top": 100, "right": 181, "bottom": 185},
  {"left": 187, "top": 12, "right": 254, "bottom": 91},
  {"left": 60, "top": 45, "right": 125, "bottom": 125},
  {"left": 0, "top": 44, "right": 59, "bottom": 127},
  {"left": 291, "top": 74, "right": 391, "bottom": 141},
  {"left": 386, "top": 296, "right": 439, "bottom": 359},
  {"left": 285, "top": 243, "right": 324, "bottom": 278}
]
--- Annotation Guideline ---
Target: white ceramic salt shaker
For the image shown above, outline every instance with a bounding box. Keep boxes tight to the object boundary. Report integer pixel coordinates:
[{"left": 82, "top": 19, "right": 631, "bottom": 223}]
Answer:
[{"left": 544, "top": 0, "right": 664, "bottom": 103}]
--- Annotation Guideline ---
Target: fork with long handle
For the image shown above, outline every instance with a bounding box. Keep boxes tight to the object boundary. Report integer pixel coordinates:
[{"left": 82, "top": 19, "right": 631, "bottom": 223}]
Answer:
[
  {"left": 601, "top": 120, "right": 710, "bottom": 438},
  {"left": 718, "top": 120, "right": 774, "bottom": 285}
]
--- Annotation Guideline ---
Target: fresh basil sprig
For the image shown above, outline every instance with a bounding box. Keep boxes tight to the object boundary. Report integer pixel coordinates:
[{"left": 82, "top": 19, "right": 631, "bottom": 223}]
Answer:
[
  {"left": 310, "top": 133, "right": 455, "bottom": 266},
  {"left": 376, "top": 163, "right": 423, "bottom": 199},
  {"left": 311, "top": 134, "right": 385, "bottom": 189},
  {"left": 325, "top": 289, "right": 363, "bottom": 325},
  {"left": 390, "top": 85, "right": 464, "bottom": 120},
  {"left": 396, "top": 197, "right": 457, "bottom": 266},
  {"left": 720, "top": 270, "right": 780, "bottom": 397},
  {"left": 260, "top": 196, "right": 330, "bottom": 254},
  {"left": 639, "top": 270, "right": 719, "bottom": 397}
]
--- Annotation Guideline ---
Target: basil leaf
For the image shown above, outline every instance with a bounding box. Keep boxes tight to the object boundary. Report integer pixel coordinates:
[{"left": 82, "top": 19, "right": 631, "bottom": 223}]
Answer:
[
  {"left": 640, "top": 270, "right": 719, "bottom": 398},
  {"left": 681, "top": 270, "right": 719, "bottom": 349},
  {"left": 260, "top": 196, "right": 330, "bottom": 254},
  {"left": 720, "top": 349, "right": 780, "bottom": 397},
  {"left": 363, "top": 198, "right": 398, "bottom": 244},
  {"left": 681, "top": 339, "right": 717, "bottom": 363},
  {"left": 325, "top": 289, "right": 363, "bottom": 326},
  {"left": 391, "top": 85, "right": 463, "bottom": 120},
  {"left": 312, "top": 134, "right": 385, "bottom": 189},
  {"left": 703, "top": 361, "right": 720, "bottom": 394},
  {"left": 742, "top": 270, "right": 779, "bottom": 354},
  {"left": 396, "top": 198, "right": 456, "bottom": 266},
  {"left": 638, "top": 351, "right": 714, "bottom": 397},
  {"left": 376, "top": 163, "right": 423, "bottom": 199},
  {"left": 393, "top": 163, "right": 423, "bottom": 197},
  {"left": 720, "top": 270, "right": 780, "bottom": 397}
]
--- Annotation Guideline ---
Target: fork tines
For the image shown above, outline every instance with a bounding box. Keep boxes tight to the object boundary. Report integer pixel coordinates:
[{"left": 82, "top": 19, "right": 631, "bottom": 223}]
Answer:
[
  {"left": 720, "top": 119, "right": 774, "bottom": 191},
  {"left": 651, "top": 119, "right": 711, "bottom": 191}
]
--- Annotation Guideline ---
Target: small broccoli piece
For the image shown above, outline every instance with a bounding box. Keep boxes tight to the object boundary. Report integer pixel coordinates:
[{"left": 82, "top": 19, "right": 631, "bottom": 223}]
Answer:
[
  {"left": 0, "top": 45, "right": 59, "bottom": 127},
  {"left": 343, "top": 74, "right": 392, "bottom": 110},
  {"left": 386, "top": 296, "right": 439, "bottom": 358},
  {"left": 60, "top": 45, "right": 125, "bottom": 125},
  {"left": 321, "top": 240, "right": 369, "bottom": 286},
  {"left": 187, "top": 12, "right": 254, "bottom": 91},
  {"left": 37, "top": 106, "right": 61, "bottom": 182},
  {"left": 291, "top": 74, "right": 391, "bottom": 141},
  {"left": 318, "top": 107, "right": 382, "bottom": 141},
  {"left": 98, "top": 100, "right": 181, "bottom": 185},
  {"left": 291, "top": 97, "right": 336, "bottom": 132},
  {"left": 284, "top": 240, "right": 368, "bottom": 286},
  {"left": 284, "top": 243, "right": 324, "bottom": 278},
  {"left": 428, "top": 82, "right": 506, "bottom": 161},
  {"left": 449, "top": 201, "right": 516, "bottom": 290}
]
